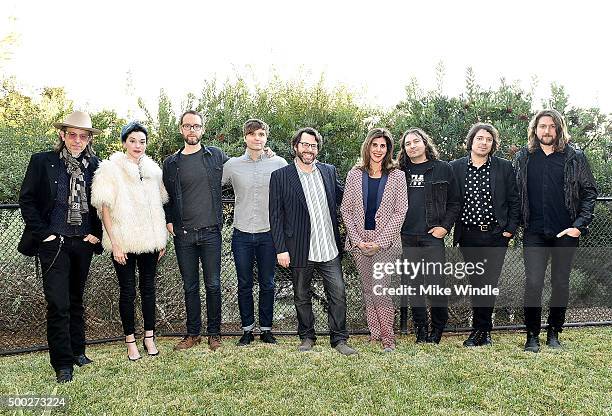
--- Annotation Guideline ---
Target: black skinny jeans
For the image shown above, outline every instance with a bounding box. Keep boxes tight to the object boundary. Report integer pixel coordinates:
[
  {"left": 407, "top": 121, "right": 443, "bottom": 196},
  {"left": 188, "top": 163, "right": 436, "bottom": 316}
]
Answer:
[{"left": 112, "top": 251, "right": 159, "bottom": 335}]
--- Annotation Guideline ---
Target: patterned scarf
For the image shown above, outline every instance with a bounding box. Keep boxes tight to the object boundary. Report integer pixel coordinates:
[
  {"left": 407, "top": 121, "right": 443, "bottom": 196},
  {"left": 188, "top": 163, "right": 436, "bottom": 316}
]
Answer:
[{"left": 60, "top": 147, "right": 89, "bottom": 225}]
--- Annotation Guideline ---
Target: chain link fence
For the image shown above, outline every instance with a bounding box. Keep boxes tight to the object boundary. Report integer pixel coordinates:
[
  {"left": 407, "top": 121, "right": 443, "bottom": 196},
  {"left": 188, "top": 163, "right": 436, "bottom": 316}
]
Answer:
[{"left": 1, "top": 198, "right": 611, "bottom": 354}]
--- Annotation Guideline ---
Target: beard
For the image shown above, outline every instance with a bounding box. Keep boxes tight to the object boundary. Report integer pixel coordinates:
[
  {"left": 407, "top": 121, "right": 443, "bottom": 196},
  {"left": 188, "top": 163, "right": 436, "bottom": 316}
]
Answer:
[
  {"left": 295, "top": 148, "right": 316, "bottom": 165},
  {"left": 537, "top": 135, "right": 556, "bottom": 146},
  {"left": 183, "top": 134, "right": 201, "bottom": 146}
]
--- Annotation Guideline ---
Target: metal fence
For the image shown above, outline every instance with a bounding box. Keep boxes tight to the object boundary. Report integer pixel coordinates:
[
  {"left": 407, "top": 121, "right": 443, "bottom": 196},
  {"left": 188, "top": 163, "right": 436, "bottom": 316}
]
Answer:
[{"left": 1, "top": 198, "right": 611, "bottom": 355}]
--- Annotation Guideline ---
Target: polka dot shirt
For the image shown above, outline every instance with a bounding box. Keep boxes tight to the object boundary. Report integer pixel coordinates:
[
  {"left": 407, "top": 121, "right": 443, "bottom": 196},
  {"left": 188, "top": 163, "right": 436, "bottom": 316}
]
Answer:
[{"left": 460, "top": 157, "right": 496, "bottom": 226}]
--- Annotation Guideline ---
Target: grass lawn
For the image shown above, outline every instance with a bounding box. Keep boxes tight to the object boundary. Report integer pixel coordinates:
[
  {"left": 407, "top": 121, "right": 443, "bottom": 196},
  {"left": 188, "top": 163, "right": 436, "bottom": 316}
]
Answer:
[{"left": 1, "top": 327, "right": 610, "bottom": 415}]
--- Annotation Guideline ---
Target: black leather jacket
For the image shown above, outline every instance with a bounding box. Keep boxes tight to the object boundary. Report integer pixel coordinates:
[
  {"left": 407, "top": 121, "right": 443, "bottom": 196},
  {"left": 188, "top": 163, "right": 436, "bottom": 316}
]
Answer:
[{"left": 514, "top": 144, "right": 598, "bottom": 234}]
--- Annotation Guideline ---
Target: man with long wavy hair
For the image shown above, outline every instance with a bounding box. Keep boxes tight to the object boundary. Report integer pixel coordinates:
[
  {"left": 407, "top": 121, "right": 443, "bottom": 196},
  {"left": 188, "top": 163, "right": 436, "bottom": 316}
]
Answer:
[
  {"left": 514, "top": 109, "right": 598, "bottom": 352},
  {"left": 396, "top": 128, "right": 460, "bottom": 344}
]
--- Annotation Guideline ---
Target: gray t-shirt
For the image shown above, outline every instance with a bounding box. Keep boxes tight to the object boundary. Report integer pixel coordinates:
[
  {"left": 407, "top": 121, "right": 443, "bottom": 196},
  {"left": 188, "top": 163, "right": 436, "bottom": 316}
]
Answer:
[{"left": 179, "top": 149, "right": 216, "bottom": 229}]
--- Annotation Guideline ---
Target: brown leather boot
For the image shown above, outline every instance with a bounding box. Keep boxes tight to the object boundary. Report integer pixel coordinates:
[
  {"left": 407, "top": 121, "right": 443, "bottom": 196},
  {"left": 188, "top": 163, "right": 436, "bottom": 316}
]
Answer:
[
  {"left": 208, "top": 335, "right": 222, "bottom": 351},
  {"left": 173, "top": 335, "right": 201, "bottom": 351}
]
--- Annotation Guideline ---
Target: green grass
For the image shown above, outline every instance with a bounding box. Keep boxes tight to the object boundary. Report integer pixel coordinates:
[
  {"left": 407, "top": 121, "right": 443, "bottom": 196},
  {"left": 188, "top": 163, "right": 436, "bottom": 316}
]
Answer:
[{"left": 1, "top": 328, "right": 611, "bottom": 415}]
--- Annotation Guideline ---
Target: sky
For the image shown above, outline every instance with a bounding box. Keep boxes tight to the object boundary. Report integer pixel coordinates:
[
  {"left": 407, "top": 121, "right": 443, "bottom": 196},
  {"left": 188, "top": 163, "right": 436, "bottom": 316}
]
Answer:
[{"left": 1, "top": 0, "right": 611, "bottom": 118}]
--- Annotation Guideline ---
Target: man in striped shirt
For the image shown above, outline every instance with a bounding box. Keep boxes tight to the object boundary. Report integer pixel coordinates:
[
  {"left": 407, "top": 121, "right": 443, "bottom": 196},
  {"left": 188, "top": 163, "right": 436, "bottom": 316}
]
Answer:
[{"left": 269, "top": 127, "right": 357, "bottom": 355}]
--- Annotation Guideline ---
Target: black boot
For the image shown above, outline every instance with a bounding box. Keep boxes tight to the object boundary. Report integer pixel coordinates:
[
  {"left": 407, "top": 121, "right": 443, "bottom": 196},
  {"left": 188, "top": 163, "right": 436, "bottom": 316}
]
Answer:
[
  {"left": 463, "top": 329, "right": 482, "bottom": 347},
  {"left": 480, "top": 331, "right": 492, "bottom": 346},
  {"left": 427, "top": 327, "right": 443, "bottom": 344},
  {"left": 415, "top": 325, "right": 428, "bottom": 343},
  {"left": 237, "top": 331, "right": 254, "bottom": 346},
  {"left": 399, "top": 307, "right": 409, "bottom": 335},
  {"left": 546, "top": 327, "right": 562, "bottom": 349},
  {"left": 524, "top": 331, "right": 540, "bottom": 353}
]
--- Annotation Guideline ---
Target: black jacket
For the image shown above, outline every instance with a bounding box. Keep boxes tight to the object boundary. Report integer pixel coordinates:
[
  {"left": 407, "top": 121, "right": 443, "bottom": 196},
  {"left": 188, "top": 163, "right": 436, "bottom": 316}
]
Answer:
[
  {"left": 18, "top": 151, "right": 103, "bottom": 256},
  {"left": 162, "top": 146, "right": 229, "bottom": 229},
  {"left": 401, "top": 159, "right": 461, "bottom": 233},
  {"left": 450, "top": 155, "right": 520, "bottom": 245},
  {"left": 514, "top": 144, "right": 598, "bottom": 235},
  {"left": 269, "top": 162, "right": 344, "bottom": 268}
]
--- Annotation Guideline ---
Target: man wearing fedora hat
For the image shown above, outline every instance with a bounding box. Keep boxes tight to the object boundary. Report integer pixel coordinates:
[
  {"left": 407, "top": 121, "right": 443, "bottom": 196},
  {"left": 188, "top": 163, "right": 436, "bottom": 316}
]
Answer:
[{"left": 19, "top": 111, "right": 104, "bottom": 383}]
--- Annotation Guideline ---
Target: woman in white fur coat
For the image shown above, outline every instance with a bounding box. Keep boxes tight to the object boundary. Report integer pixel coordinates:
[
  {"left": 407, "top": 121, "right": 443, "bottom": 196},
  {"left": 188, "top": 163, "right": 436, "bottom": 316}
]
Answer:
[{"left": 91, "top": 121, "right": 168, "bottom": 361}]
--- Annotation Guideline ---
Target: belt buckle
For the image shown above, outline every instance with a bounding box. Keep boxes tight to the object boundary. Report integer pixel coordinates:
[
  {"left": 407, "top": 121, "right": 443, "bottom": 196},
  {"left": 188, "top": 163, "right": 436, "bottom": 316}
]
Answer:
[{"left": 479, "top": 224, "right": 489, "bottom": 232}]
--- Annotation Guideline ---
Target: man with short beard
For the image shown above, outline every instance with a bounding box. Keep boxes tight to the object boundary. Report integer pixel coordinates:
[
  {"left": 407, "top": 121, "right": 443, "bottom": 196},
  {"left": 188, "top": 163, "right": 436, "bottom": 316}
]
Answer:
[
  {"left": 269, "top": 127, "right": 357, "bottom": 355},
  {"left": 19, "top": 111, "right": 103, "bottom": 383},
  {"left": 514, "top": 109, "right": 597, "bottom": 352},
  {"left": 163, "top": 110, "right": 228, "bottom": 352}
]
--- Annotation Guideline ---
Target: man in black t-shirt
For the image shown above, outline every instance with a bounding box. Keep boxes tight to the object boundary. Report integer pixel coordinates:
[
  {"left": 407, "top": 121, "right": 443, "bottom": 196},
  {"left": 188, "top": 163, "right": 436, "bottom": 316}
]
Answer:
[
  {"left": 397, "top": 128, "right": 460, "bottom": 344},
  {"left": 163, "top": 110, "right": 229, "bottom": 352}
]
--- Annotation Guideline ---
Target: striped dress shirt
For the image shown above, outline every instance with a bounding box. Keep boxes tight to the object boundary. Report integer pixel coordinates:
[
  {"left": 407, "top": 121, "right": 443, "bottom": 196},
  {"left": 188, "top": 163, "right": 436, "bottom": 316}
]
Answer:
[{"left": 296, "top": 161, "right": 339, "bottom": 262}]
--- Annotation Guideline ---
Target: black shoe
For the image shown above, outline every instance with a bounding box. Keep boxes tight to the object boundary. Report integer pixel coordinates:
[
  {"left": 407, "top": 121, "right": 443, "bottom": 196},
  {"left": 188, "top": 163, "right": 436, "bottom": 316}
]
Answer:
[
  {"left": 426, "top": 328, "right": 443, "bottom": 344},
  {"left": 237, "top": 331, "right": 254, "bottom": 346},
  {"left": 415, "top": 326, "right": 428, "bottom": 343},
  {"left": 546, "top": 327, "right": 562, "bottom": 349},
  {"left": 55, "top": 367, "right": 73, "bottom": 383},
  {"left": 480, "top": 331, "right": 493, "bottom": 346},
  {"left": 399, "top": 307, "right": 409, "bottom": 335},
  {"left": 524, "top": 331, "right": 540, "bottom": 353},
  {"left": 260, "top": 330, "right": 277, "bottom": 344},
  {"left": 73, "top": 354, "right": 93, "bottom": 367},
  {"left": 143, "top": 335, "right": 159, "bottom": 356},
  {"left": 463, "top": 330, "right": 482, "bottom": 347}
]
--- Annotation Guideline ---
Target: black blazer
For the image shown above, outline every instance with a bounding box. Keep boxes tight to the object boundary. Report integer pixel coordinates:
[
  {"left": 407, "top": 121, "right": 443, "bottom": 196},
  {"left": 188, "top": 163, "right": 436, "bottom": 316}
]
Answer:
[
  {"left": 269, "top": 162, "right": 344, "bottom": 268},
  {"left": 18, "top": 151, "right": 103, "bottom": 256},
  {"left": 450, "top": 155, "right": 520, "bottom": 246}
]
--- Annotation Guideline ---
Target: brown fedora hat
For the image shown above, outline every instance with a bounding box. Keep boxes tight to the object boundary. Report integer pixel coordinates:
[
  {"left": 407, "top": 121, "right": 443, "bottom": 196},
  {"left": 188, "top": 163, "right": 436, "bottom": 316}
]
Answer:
[{"left": 53, "top": 111, "right": 102, "bottom": 135}]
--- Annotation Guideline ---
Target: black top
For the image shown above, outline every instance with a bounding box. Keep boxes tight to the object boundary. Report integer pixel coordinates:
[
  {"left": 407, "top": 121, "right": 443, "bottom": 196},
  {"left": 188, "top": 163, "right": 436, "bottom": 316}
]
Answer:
[
  {"left": 365, "top": 176, "right": 381, "bottom": 230},
  {"left": 179, "top": 149, "right": 216, "bottom": 229},
  {"left": 527, "top": 148, "right": 571, "bottom": 235},
  {"left": 461, "top": 156, "right": 496, "bottom": 227},
  {"left": 402, "top": 160, "right": 431, "bottom": 236}
]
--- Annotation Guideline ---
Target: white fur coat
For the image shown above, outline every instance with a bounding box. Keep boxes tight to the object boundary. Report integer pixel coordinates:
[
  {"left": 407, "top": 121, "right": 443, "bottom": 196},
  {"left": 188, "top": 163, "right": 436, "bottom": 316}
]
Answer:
[{"left": 91, "top": 152, "right": 169, "bottom": 254}]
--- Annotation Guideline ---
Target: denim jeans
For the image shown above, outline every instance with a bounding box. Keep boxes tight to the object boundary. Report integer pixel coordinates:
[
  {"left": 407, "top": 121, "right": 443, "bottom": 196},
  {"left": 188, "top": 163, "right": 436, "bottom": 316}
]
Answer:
[
  {"left": 523, "top": 231, "right": 579, "bottom": 334},
  {"left": 173, "top": 225, "right": 222, "bottom": 335},
  {"left": 112, "top": 251, "right": 159, "bottom": 336},
  {"left": 231, "top": 229, "right": 276, "bottom": 331},
  {"left": 291, "top": 255, "right": 349, "bottom": 347},
  {"left": 39, "top": 235, "right": 94, "bottom": 371}
]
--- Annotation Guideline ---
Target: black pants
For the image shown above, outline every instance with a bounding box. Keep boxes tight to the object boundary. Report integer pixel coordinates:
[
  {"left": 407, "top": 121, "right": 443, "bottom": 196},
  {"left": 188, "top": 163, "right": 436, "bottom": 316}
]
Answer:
[
  {"left": 291, "top": 256, "right": 349, "bottom": 347},
  {"left": 459, "top": 228, "right": 509, "bottom": 331},
  {"left": 401, "top": 234, "right": 448, "bottom": 330},
  {"left": 39, "top": 235, "right": 94, "bottom": 371},
  {"left": 523, "top": 231, "right": 579, "bottom": 335},
  {"left": 112, "top": 251, "right": 159, "bottom": 336}
]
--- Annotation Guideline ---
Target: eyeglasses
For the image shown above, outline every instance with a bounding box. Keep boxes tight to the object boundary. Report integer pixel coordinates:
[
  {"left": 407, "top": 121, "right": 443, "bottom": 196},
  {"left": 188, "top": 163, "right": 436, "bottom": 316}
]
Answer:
[
  {"left": 65, "top": 132, "right": 91, "bottom": 141},
  {"left": 181, "top": 124, "right": 203, "bottom": 131},
  {"left": 298, "top": 142, "right": 318, "bottom": 150}
]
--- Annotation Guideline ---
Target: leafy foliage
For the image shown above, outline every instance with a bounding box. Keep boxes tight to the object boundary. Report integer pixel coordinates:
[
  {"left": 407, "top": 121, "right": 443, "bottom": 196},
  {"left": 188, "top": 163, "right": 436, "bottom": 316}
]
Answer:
[{"left": 0, "top": 70, "right": 610, "bottom": 204}]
